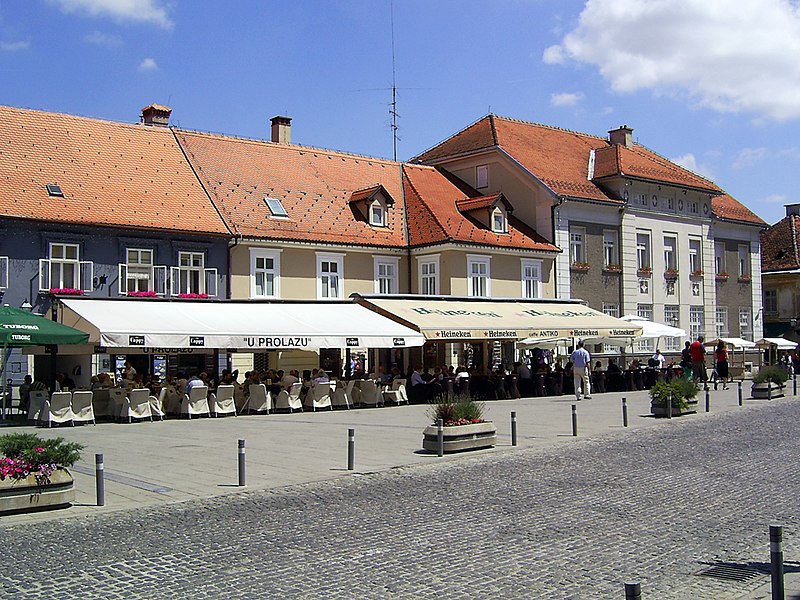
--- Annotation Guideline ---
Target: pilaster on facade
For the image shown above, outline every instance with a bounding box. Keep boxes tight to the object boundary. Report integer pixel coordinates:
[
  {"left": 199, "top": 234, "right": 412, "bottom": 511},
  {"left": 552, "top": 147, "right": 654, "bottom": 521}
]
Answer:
[
  {"left": 553, "top": 207, "right": 571, "bottom": 299},
  {"left": 750, "top": 238, "right": 764, "bottom": 340},
  {"left": 701, "top": 221, "right": 717, "bottom": 339},
  {"left": 620, "top": 211, "right": 641, "bottom": 317}
]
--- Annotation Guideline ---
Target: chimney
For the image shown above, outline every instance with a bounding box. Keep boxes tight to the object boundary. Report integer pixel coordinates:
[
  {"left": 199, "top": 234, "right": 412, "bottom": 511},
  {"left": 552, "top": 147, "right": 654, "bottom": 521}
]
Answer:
[
  {"left": 786, "top": 203, "right": 800, "bottom": 217},
  {"left": 140, "top": 104, "right": 172, "bottom": 127},
  {"left": 608, "top": 125, "right": 633, "bottom": 148},
  {"left": 270, "top": 115, "right": 292, "bottom": 144}
]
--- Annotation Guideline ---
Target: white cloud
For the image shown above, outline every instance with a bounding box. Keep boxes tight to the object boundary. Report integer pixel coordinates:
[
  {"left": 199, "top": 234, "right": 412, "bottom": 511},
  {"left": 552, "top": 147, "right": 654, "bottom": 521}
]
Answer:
[
  {"left": 83, "top": 31, "right": 122, "bottom": 46},
  {"left": 545, "top": 0, "right": 800, "bottom": 121},
  {"left": 670, "top": 153, "right": 715, "bottom": 180},
  {"left": 550, "top": 91, "right": 584, "bottom": 107},
  {"left": 137, "top": 57, "right": 158, "bottom": 72},
  {"left": 732, "top": 147, "right": 768, "bottom": 170},
  {"left": 48, "top": 0, "right": 172, "bottom": 29},
  {"left": 761, "top": 193, "right": 790, "bottom": 204},
  {"left": 0, "top": 39, "right": 30, "bottom": 51}
]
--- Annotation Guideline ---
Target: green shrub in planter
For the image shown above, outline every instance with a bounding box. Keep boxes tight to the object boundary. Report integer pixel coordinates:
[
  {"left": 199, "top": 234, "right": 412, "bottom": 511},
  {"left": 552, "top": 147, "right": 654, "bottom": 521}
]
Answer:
[
  {"left": 0, "top": 433, "right": 84, "bottom": 469},
  {"left": 649, "top": 379, "right": 698, "bottom": 410},
  {"left": 752, "top": 366, "right": 789, "bottom": 386},
  {"left": 427, "top": 395, "right": 486, "bottom": 426}
]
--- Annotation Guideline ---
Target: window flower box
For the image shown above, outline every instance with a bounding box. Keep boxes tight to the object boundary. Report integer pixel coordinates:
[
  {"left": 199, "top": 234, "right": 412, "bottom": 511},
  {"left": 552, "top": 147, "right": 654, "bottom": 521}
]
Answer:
[
  {"left": 715, "top": 272, "right": 729, "bottom": 281},
  {"left": 738, "top": 275, "right": 752, "bottom": 284},
  {"left": 690, "top": 269, "right": 704, "bottom": 278},
  {"left": 570, "top": 262, "right": 591, "bottom": 272},
  {"left": 602, "top": 264, "right": 622, "bottom": 274},
  {"left": 127, "top": 290, "right": 157, "bottom": 298},
  {"left": 177, "top": 293, "right": 209, "bottom": 299},
  {"left": 49, "top": 288, "right": 83, "bottom": 296},
  {"left": 664, "top": 268, "right": 679, "bottom": 280},
  {"left": 637, "top": 267, "right": 652, "bottom": 277}
]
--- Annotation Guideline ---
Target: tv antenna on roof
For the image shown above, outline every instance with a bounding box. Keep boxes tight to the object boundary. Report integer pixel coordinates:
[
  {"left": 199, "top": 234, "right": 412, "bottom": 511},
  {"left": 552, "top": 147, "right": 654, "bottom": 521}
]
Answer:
[{"left": 390, "top": 0, "right": 398, "bottom": 161}]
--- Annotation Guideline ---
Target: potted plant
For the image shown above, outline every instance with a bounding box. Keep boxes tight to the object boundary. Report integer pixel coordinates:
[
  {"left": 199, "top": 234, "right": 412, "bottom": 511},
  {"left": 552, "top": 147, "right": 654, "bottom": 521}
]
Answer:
[
  {"left": 690, "top": 269, "right": 704, "bottom": 278},
  {"left": 664, "top": 268, "right": 679, "bottom": 280},
  {"left": 637, "top": 266, "right": 652, "bottom": 277},
  {"left": 0, "top": 433, "right": 84, "bottom": 514},
  {"left": 603, "top": 264, "right": 622, "bottom": 274},
  {"left": 649, "top": 379, "right": 698, "bottom": 417},
  {"left": 422, "top": 396, "right": 497, "bottom": 453},
  {"left": 716, "top": 272, "right": 730, "bottom": 281},
  {"left": 738, "top": 274, "right": 752, "bottom": 284},
  {"left": 570, "top": 261, "right": 590, "bottom": 272},
  {"left": 751, "top": 366, "right": 788, "bottom": 399}
]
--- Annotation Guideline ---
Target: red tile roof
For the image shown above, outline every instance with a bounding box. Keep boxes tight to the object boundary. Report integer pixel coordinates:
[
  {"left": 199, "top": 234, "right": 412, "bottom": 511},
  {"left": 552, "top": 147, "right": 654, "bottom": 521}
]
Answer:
[
  {"left": 349, "top": 184, "right": 394, "bottom": 205},
  {"left": 175, "top": 129, "right": 409, "bottom": 247},
  {"left": 0, "top": 105, "right": 229, "bottom": 235},
  {"left": 456, "top": 193, "right": 504, "bottom": 213},
  {"left": 415, "top": 114, "right": 764, "bottom": 224},
  {"left": 761, "top": 214, "right": 800, "bottom": 270},
  {"left": 403, "top": 164, "right": 559, "bottom": 251}
]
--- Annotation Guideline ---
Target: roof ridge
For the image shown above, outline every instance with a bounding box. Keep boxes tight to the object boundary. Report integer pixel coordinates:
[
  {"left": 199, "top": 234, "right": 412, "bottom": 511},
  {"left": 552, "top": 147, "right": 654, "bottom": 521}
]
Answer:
[
  {"left": 0, "top": 103, "right": 170, "bottom": 134},
  {"left": 628, "top": 141, "right": 721, "bottom": 191},
  {"left": 402, "top": 165, "right": 449, "bottom": 241},
  {"left": 492, "top": 114, "right": 609, "bottom": 142},
  {"left": 410, "top": 114, "right": 495, "bottom": 162}
]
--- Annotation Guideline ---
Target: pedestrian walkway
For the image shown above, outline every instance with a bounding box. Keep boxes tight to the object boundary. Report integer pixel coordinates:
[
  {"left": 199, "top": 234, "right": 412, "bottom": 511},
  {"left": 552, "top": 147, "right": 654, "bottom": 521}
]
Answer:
[{"left": 1, "top": 382, "right": 787, "bottom": 529}]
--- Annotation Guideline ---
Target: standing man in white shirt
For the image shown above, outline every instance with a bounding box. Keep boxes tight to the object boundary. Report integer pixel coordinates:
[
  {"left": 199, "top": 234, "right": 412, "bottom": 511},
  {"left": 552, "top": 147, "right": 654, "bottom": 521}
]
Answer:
[{"left": 570, "top": 340, "right": 592, "bottom": 401}]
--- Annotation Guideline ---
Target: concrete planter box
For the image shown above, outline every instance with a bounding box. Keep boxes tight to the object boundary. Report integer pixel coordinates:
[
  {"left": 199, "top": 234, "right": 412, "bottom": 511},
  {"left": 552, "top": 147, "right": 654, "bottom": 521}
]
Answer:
[
  {"left": 751, "top": 382, "right": 784, "bottom": 399},
  {"left": 0, "top": 468, "right": 75, "bottom": 515},
  {"left": 422, "top": 422, "right": 497, "bottom": 453},
  {"left": 651, "top": 399, "right": 698, "bottom": 418}
]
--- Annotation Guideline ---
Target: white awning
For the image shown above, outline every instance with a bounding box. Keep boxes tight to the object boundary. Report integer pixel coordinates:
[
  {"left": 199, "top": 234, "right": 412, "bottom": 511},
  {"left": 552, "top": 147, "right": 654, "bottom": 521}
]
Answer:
[
  {"left": 353, "top": 296, "right": 642, "bottom": 341},
  {"left": 703, "top": 337, "right": 757, "bottom": 349},
  {"left": 60, "top": 299, "right": 424, "bottom": 350},
  {"left": 756, "top": 337, "right": 797, "bottom": 350}
]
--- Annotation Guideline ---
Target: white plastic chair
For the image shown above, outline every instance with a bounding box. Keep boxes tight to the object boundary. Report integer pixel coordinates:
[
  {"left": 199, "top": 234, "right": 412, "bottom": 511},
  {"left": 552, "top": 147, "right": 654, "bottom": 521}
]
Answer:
[
  {"left": 108, "top": 387, "right": 129, "bottom": 419},
  {"left": 124, "top": 389, "right": 155, "bottom": 423},
  {"left": 358, "top": 380, "right": 383, "bottom": 408},
  {"left": 303, "top": 382, "right": 332, "bottom": 411},
  {"left": 151, "top": 388, "right": 167, "bottom": 418},
  {"left": 71, "top": 390, "right": 96, "bottom": 425},
  {"left": 210, "top": 385, "right": 237, "bottom": 417},
  {"left": 42, "top": 391, "right": 74, "bottom": 427},
  {"left": 181, "top": 385, "right": 210, "bottom": 418},
  {"left": 27, "top": 390, "right": 48, "bottom": 422},
  {"left": 244, "top": 384, "right": 270, "bottom": 414},
  {"left": 383, "top": 378, "right": 408, "bottom": 405},
  {"left": 332, "top": 380, "right": 355, "bottom": 409},
  {"left": 275, "top": 383, "right": 303, "bottom": 412}
]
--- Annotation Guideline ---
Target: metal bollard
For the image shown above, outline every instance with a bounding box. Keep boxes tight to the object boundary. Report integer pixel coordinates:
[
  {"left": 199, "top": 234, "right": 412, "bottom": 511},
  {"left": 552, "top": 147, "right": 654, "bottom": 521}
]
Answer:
[
  {"left": 794, "top": 373, "right": 797, "bottom": 396},
  {"left": 95, "top": 453, "right": 105, "bottom": 507},
  {"left": 571, "top": 404, "right": 578, "bottom": 436},
  {"left": 768, "top": 382, "right": 773, "bottom": 401},
  {"left": 624, "top": 582, "right": 641, "bottom": 600},
  {"left": 622, "top": 397, "right": 628, "bottom": 428},
  {"left": 437, "top": 419, "right": 444, "bottom": 457},
  {"left": 770, "top": 525, "right": 785, "bottom": 600},
  {"left": 667, "top": 392, "right": 673, "bottom": 419},
  {"left": 238, "top": 439, "right": 246, "bottom": 486},
  {"left": 511, "top": 411, "right": 517, "bottom": 446},
  {"left": 347, "top": 429, "right": 355, "bottom": 470},
  {"left": 738, "top": 380, "right": 743, "bottom": 406},
  {"left": 705, "top": 387, "right": 710, "bottom": 412}
]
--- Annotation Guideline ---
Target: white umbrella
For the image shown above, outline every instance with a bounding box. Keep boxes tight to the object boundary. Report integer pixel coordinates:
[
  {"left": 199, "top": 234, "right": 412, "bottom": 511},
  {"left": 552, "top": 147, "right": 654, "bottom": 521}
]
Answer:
[
  {"left": 585, "top": 314, "right": 686, "bottom": 347},
  {"left": 755, "top": 337, "right": 797, "bottom": 350}
]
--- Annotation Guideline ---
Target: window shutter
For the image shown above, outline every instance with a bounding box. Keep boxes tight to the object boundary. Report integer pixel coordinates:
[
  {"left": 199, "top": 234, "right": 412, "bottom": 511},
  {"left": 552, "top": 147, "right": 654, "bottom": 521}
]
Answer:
[
  {"left": 79, "top": 261, "right": 94, "bottom": 293},
  {"left": 118, "top": 264, "right": 128, "bottom": 295},
  {"left": 170, "top": 267, "right": 180, "bottom": 296},
  {"left": 154, "top": 266, "right": 167, "bottom": 296},
  {"left": 0, "top": 256, "right": 8, "bottom": 289},
  {"left": 204, "top": 268, "right": 218, "bottom": 297},
  {"left": 39, "top": 259, "right": 51, "bottom": 292}
]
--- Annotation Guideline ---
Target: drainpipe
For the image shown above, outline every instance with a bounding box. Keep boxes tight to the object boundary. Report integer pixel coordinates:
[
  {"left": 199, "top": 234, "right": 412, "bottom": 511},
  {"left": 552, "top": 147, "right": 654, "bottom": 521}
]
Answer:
[{"left": 227, "top": 234, "right": 242, "bottom": 300}]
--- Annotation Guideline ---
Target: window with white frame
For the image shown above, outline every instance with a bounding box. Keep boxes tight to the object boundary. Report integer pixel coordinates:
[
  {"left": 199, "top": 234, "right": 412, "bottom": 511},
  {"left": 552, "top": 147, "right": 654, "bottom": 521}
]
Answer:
[
  {"left": 374, "top": 257, "right": 399, "bottom": 294},
  {"left": 602, "top": 304, "right": 620, "bottom": 352},
  {"left": 688, "top": 238, "right": 702, "bottom": 274},
  {"left": 491, "top": 207, "right": 507, "bottom": 233},
  {"left": 636, "top": 304, "right": 654, "bottom": 351},
  {"left": 476, "top": 164, "right": 489, "bottom": 189},
  {"left": 739, "top": 307, "right": 752, "bottom": 340},
  {"left": 176, "top": 251, "right": 203, "bottom": 295},
  {"left": 603, "top": 230, "right": 618, "bottom": 267},
  {"left": 40, "top": 242, "right": 93, "bottom": 292},
  {"left": 118, "top": 248, "right": 165, "bottom": 295},
  {"left": 570, "top": 228, "right": 585, "bottom": 264},
  {"left": 715, "top": 243, "right": 726, "bottom": 275},
  {"left": 663, "top": 236, "right": 677, "bottom": 271},
  {"left": 765, "top": 289, "right": 778, "bottom": 314},
  {"left": 636, "top": 232, "right": 651, "bottom": 270},
  {"left": 418, "top": 255, "right": 439, "bottom": 295},
  {"left": 690, "top": 306, "right": 704, "bottom": 340},
  {"left": 250, "top": 249, "right": 281, "bottom": 298},
  {"left": 467, "top": 255, "right": 491, "bottom": 297},
  {"left": 521, "top": 259, "right": 542, "bottom": 299},
  {"left": 738, "top": 244, "right": 750, "bottom": 278},
  {"left": 715, "top": 307, "right": 728, "bottom": 338},
  {"left": 663, "top": 305, "right": 680, "bottom": 351},
  {"left": 317, "top": 253, "right": 344, "bottom": 299},
  {"left": 369, "top": 201, "right": 387, "bottom": 227},
  {"left": 688, "top": 200, "right": 699, "bottom": 214}
]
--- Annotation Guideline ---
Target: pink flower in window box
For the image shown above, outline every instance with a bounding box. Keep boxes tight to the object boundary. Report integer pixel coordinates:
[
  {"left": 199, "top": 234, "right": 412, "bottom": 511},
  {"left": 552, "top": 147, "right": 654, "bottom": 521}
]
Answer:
[
  {"left": 177, "top": 293, "right": 209, "bottom": 299},
  {"left": 49, "top": 288, "right": 83, "bottom": 296}
]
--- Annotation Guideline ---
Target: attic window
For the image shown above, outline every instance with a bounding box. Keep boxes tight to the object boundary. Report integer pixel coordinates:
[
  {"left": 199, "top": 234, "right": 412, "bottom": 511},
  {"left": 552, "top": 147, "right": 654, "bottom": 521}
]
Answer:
[
  {"left": 264, "top": 197, "right": 288, "bottom": 218},
  {"left": 491, "top": 207, "right": 507, "bottom": 233},
  {"left": 46, "top": 184, "right": 64, "bottom": 197},
  {"left": 370, "top": 200, "right": 387, "bottom": 227}
]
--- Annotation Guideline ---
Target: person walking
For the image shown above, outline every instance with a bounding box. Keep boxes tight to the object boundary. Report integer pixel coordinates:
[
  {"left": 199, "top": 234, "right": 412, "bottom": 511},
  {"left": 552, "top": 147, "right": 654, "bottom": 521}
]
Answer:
[
  {"left": 570, "top": 340, "right": 592, "bottom": 401},
  {"left": 690, "top": 335, "right": 708, "bottom": 386},
  {"left": 714, "top": 340, "right": 729, "bottom": 389}
]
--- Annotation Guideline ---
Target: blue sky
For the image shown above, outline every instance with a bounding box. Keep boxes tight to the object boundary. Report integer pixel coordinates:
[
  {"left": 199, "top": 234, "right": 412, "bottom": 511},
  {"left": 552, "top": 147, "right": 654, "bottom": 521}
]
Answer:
[{"left": 1, "top": 0, "right": 799, "bottom": 225}]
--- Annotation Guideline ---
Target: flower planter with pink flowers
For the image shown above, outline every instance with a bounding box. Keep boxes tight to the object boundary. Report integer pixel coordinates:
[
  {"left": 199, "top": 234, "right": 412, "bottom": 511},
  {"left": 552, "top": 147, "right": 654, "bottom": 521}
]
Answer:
[
  {"left": 177, "top": 293, "right": 209, "bottom": 299},
  {"left": 0, "top": 468, "right": 74, "bottom": 514},
  {"left": 127, "top": 290, "right": 158, "bottom": 298},
  {"left": 49, "top": 288, "right": 83, "bottom": 296}
]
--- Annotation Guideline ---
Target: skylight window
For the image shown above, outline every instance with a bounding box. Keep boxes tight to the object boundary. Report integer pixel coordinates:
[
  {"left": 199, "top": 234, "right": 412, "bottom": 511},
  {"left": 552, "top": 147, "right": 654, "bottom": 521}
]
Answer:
[
  {"left": 264, "top": 197, "right": 288, "bottom": 218},
  {"left": 46, "top": 184, "right": 64, "bottom": 197}
]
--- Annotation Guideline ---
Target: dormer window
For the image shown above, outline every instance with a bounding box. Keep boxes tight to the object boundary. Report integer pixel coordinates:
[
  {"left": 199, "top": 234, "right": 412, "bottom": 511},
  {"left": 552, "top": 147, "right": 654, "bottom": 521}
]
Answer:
[
  {"left": 491, "top": 207, "right": 507, "bottom": 233},
  {"left": 349, "top": 184, "right": 394, "bottom": 226},
  {"left": 370, "top": 200, "right": 387, "bottom": 227},
  {"left": 264, "top": 196, "right": 289, "bottom": 218}
]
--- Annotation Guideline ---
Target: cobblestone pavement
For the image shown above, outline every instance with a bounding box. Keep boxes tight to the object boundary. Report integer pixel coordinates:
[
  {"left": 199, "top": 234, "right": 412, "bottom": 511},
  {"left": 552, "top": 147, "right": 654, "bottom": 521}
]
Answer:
[{"left": 1, "top": 399, "right": 799, "bottom": 599}]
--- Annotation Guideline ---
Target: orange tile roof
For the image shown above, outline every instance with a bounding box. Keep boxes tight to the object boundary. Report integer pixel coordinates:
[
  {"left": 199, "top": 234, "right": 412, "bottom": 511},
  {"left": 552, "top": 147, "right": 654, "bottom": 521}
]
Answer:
[
  {"left": 349, "top": 184, "right": 393, "bottom": 205},
  {"left": 403, "top": 164, "right": 559, "bottom": 251},
  {"left": 456, "top": 193, "right": 504, "bottom": 213},
  {"left": 175, "top": 129, "right": 409, "bottom": 247},
  {"left": 0, "top": 105, "right": 229, "bottom": 235},
  {"left": 415, "top": 114, "right": 765, "bottom": 224},
  {"left": 762, "top": 214, "right": 800, "bottom": 270}
]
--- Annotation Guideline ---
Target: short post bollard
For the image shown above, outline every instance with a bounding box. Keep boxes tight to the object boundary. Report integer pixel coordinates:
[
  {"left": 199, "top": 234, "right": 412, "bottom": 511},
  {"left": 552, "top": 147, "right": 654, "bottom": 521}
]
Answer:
[
  {"left": 437, "top": 418, "right": 444, "bottom": 457},
  {"left": 667, "top": 392, "right": 673, "bottom": 419},
  {"left": 347, "top": 429, "right": 355, "bottom": 470},
  {"left": 510, "top": 411, "right": 517, "bottom": 446},
  {"left": 571, "top": 404, "right": 578, "bottom": 437},
  {"left": 705, "top": 387, "right": 710, "bottom": 412},
  {"left": 622, "top": 397, "right": 628, "bottom": 428},
  {"left": 624, "top": 582, "right": 641, "bottom": 600},
  {"left": 238, "top": 439, "right": 246, "bottom": 486},
  {"left": 794, "top": 373, "right": 797, "bottom": 396},
  {"left": 738, "top": 380, "right": 743, "bottom": 406},
  {"left": 770, "top": 525, "right": 785, "bottom": 600},
  {"left": 768, "top": 382, "right": 773, "bottom": 401},
  {"left": 95, "top": 453, "right": 105, "bottom": 507}
]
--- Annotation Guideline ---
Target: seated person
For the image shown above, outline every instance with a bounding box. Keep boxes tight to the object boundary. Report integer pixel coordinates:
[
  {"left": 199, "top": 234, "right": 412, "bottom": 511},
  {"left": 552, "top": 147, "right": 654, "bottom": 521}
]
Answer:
[
  {"left": 17, "top": 375, "right": 32, "bottom": 412},
  {"left": 312, "top": 369, "right": 330, "bottom": 385}
]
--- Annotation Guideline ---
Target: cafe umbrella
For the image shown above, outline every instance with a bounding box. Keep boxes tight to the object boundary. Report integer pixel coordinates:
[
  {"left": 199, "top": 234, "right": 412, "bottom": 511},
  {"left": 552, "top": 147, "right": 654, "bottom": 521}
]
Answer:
[{"left": 0, "top": 305, "right": 89, "bottom": 419}]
